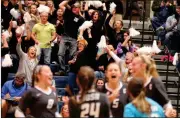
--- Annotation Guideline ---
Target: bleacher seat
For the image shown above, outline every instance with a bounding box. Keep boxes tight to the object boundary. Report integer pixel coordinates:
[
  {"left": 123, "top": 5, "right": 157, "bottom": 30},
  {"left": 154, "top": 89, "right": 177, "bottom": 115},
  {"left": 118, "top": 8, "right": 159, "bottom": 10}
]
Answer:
[
  {"left": 50, "top": 64, "right": 59, "bottom": 74},
  {"left": 7, "top": 73, "right": 16, "bottom": 81},
  {"left": 53, "top": 76, "right": 68, "bottom": 88}
]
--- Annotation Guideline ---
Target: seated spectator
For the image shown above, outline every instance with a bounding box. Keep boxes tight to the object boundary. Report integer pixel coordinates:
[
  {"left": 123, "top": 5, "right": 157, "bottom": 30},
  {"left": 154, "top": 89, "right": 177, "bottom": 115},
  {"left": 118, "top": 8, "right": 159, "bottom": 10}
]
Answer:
[
  {"left": 15, "top": 65, "right": 60, "bottom": 118},
  {"left": 60, "top": 104, "right": 69, "bottom": 118},
  {"left": 151, "top": 0, "right": 173, "bottom": 46},
  {"left": 16, "top": 33, "right": 39, "bottom": 86},
  {"left": 1, "top": 72, "right": 30, "bottom": 118},
  {"left": 95, "top": 45, "right": 115, "bottom": 79},
  {"left": 166, "top": 2, "right": 180, "bottom": 52},
  {"left": 95, "top": 78, "right": 105, "bottom": 93},
  {"left": 124, "top": 78, "right": 165, "bottom": 117},
  {"left": 164, "top": 1, "right": 180, "bottom": 48}
]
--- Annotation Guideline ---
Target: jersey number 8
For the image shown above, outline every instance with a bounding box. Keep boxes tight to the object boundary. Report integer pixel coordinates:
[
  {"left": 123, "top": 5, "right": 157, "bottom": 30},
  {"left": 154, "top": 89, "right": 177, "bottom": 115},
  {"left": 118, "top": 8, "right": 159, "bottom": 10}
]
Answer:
[{"left": 80, "top": 102, "right": 101, "bottom": 117}]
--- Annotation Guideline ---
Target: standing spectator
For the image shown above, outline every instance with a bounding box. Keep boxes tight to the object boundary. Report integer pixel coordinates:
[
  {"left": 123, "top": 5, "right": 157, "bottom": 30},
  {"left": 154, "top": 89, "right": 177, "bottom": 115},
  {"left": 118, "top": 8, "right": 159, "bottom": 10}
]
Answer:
[
  {"left": 15, "top": 65, "right": 60, "bottom": 118},
  {"left": 31, "top": 12, "right": 56, "bottom": 65},
  {"left": 124, "top": 78, "right": 165, "bottom": 117},
  {"left": 95, "top": 45, "right": 115, "bottom": 79},
  {"left": 1, "top": 0, "right": 13, "bottom": 30},
  {"left": 68, "top": 66, "right": 110, "bottom": 118},
  {"left": 56, "top": 1, "right": 84, "bottom": 75},
  {"left": 1, "top": 72, "right": 30, "bottom": 118},
  {"left": 1, "top": 34, "right": 11, "bottom": 87},
  {"left": 16, "top": 33, "right": 39, "bottom": 86},
  {"left": 116, "top": 31, "right": 137, "bottom": 58},
  {"left": 105, "top": 11, "right": 124, "bottom": 49},
  {"left": 47, "top": 0, "right": 57, "bottom": 23},
  {"left": 50, "top": 8, "right": 65, "bottom": 64}
]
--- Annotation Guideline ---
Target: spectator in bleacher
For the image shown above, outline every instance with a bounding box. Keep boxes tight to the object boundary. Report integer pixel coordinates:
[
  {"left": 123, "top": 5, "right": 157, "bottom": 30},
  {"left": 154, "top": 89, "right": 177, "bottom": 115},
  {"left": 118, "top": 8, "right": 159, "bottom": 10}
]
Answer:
[
  {"left": 60, "top": 104, "right": 69, "bottom": 118},
  {"left": 105, "top": 10, "right": 124, "bottom": 49},
  {"left": 129, "top": 55, "right": 177, "bottom": 117},
  {"left": 1, "top": 72, "right": 30, "bottom": 118},
  {"left": 1, "top": 0, "right": 13, "bottom": 30},
  {"left": 106, "top": 46, "right": 135, "bottom": 79},
  {"left": 56, "top": 1, "right": 84, "bottom": 75},
  {"left": 124, "top": 78, "right": 165, "bottom": 117},
  {"left": 15, "top": 65, "right": 60, "bottom": 118},
  {"left": 95, "top": 78, "right": 106, "bottom": 93},
  {"left": 50, "top": 8, "right": 65, "bottom": 64},
  {"left": 1, "top": 34, "right": 11, "bottom": 87},
  {"left": 31, "top": 11, "right": 56, "bottom": 65},
  {"left": 166, "top": 1, "right": 180, "bottom": 52},
  {"left": 47, "top": 0, "right": 57, "bottom": 23},
  {"left": 86, "top": 4, "right": 107, "bottom": 70},
  {"left": 95, "top": 45, "right": 115, "bottom": 79},
  {"left": 151, "top": 0, "right": 174, "bottom": 46},
  {"left": 164, "top": 2, "right": 180, "bottom": 49},
  {"left": 68, "top": 66, "right": 110, "bottom": 118},
  {"left": 116, "top": 30, "right": 137, "bottom": 58},
  {"left": 16, "top": 32, "right": 39, "bottom": 86},
  {"left": 103, "top": 62, "right": 128, "bottom": 117}
]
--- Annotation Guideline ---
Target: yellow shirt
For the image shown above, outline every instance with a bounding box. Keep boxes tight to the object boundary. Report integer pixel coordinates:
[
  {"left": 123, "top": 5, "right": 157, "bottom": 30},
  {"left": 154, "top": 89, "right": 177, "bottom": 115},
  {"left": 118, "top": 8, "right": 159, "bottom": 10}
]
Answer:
[{"left": 32, "top": 22, "right": 56, "bottom": 48}]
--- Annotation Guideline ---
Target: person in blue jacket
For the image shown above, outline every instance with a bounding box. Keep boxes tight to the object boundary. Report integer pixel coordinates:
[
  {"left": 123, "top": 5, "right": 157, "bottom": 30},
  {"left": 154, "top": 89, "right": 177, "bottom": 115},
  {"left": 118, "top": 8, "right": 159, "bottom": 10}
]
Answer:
[
  {"left": 123, "top": 78, "right": 165, "bottom": 118},
  {"left": 1, "top": 72, "right": 30, "bottom": 117}
]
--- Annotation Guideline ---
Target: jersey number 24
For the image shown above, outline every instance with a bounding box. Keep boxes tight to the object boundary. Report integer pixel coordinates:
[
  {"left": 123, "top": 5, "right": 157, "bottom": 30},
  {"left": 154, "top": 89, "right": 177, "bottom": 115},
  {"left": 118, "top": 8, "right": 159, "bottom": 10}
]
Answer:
[{"left": 80, "top": 102, "right": 101, "bottom": 117}]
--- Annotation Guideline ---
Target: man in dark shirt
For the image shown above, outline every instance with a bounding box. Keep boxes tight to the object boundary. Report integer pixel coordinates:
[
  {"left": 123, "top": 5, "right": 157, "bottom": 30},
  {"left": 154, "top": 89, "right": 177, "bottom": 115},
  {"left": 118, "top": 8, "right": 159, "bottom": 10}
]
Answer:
[
  {"left": 56, "top": 1, "right": 84, "bottom": 75},
  {"left": 1, "top": 0, "right": 13, "bottom": 30}
]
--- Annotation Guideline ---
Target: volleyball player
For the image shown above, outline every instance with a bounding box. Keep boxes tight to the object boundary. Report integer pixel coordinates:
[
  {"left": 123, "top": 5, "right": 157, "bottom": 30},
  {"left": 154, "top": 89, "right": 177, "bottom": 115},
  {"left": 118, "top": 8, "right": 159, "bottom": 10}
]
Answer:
[
  {"left": 104, "top": 62, "right": 129, "bottom": 117},
  {"left": 15, "top": 65, "right": 60, "bottom": 118},
  {"left": 68, "top": 66, "right": 110, "bottom": 118},
  {"left": 129, "top": 55, "right": 177, "bottom": 117},
  {"left": 124, "top": 78, "right": 165, "bottom": 117}
]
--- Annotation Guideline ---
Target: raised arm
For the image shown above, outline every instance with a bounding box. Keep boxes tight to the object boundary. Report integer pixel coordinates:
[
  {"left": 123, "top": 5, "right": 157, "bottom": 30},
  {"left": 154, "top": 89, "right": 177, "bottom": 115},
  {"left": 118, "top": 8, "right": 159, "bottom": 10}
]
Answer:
[{"left": 16, "top": 36, "right": 26, "bottom": 57}]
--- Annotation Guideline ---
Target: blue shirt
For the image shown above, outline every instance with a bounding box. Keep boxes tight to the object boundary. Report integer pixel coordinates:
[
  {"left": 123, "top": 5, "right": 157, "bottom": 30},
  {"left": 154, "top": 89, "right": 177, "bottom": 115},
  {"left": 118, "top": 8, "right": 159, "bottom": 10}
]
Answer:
[
  {"left": 123, "top": 97, "right": 165, "bottom": 118},
  {"left": 1, "top": 80, "right": 30, "bottom": 99}
]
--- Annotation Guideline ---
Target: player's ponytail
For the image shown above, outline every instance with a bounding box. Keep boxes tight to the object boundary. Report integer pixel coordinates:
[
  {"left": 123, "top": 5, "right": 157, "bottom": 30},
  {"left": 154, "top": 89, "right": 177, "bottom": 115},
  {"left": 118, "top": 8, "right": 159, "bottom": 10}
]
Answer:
[
  {"left": 32, "top": 65, "right": 43, "bottom": 87},
  {"left": 128, "top": 78, "right": 152, "bottom": 114},
  {"left": 71, "top": 66, "right": 95, "bottom": 105}
]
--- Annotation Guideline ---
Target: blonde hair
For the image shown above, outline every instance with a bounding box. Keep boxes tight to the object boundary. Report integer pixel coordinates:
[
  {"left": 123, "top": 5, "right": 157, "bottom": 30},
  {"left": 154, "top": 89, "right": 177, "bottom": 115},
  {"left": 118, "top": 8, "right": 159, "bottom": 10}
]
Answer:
[
  {"left": 139, "top": 55, "right": 159, "bottom": 79},
  {"left": 128, "top": 78, "right": 151, "bottom": 114}
]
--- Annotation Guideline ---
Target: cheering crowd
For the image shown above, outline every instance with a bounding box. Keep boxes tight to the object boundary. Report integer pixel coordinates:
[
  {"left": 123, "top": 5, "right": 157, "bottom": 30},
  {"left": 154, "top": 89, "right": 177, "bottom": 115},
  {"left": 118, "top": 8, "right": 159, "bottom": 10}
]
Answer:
[{"left": 1, "top": 0, "right": 180, "bottom": 118}]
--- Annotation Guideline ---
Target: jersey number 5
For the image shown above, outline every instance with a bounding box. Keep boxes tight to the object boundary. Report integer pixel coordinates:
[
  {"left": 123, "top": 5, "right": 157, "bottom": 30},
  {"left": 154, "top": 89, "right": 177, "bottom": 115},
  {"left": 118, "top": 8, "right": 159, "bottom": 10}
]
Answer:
[{"left": 80, "top": 102, "right": 100, "bottom": 117}]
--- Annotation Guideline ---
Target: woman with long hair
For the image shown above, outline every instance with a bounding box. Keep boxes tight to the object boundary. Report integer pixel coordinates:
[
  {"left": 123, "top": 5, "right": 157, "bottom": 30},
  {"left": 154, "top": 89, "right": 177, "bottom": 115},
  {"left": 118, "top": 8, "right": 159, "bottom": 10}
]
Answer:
[
  {"left": 129, "top": 55, "right": 177, "bottom": 117},
  {"left": 124, "top": 78, "right": 165, "bottom": 117},
  {"left": 68, "top": 66, "right": 110, "bottom": 118},
  {"left": 15, "top": 65, "right": 60, "bottom": 117},
  {"left": 104, "top": 62, "right": 129, "bottom": 117}
]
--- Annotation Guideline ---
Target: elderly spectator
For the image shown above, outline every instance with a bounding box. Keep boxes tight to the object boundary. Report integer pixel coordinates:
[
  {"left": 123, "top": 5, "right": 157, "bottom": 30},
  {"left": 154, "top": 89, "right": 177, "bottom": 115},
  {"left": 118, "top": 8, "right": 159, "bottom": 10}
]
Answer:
[
  {"left": 1, "top": 72, "right": 30, "bottom": 118},
  {"left": 31, "top": 12, "right": 56, "bottom": 65}
]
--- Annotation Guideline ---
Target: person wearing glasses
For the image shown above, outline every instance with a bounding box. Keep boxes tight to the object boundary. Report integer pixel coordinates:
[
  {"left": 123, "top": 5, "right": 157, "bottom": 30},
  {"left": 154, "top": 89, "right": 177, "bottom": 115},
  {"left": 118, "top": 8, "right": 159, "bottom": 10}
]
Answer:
[{"left": 1, "top": 72, "right": 30, "bottom": 118}]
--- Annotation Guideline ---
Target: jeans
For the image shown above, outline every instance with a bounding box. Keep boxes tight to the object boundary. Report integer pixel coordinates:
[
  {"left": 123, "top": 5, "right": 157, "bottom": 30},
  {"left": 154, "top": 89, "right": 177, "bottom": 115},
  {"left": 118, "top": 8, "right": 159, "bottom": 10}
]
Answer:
[
  {"left": 38, "top": 48, "right": 52, "bottom": 65},
  {"left": 94, "top": 71, "right": 105, "bottom": 79},
  {"left": 164, "top": 31, "right": 174, "bottom": 49},
  {"left": 68, "top": 72, "right": 78, "bottom": 94},
  {"left": 58, "top": 35, "right": 77, "bottom": 72}
]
